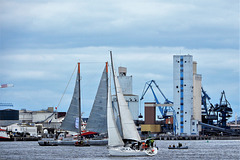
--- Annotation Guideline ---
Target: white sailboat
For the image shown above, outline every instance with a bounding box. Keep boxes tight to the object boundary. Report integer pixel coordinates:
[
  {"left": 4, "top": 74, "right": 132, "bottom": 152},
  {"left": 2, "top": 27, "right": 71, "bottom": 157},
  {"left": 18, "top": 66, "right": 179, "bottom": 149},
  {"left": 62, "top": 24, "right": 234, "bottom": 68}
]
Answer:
[{"left": 107, "top": 51, "right": 158, "bottom": 156}]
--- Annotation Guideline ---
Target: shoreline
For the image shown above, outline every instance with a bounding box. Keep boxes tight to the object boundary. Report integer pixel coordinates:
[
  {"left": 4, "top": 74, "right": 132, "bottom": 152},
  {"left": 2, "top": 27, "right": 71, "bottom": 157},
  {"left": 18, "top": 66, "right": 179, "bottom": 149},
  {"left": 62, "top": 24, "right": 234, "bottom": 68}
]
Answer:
[{"left": 152, "top": 135, "right": 240, "bottom": 140}]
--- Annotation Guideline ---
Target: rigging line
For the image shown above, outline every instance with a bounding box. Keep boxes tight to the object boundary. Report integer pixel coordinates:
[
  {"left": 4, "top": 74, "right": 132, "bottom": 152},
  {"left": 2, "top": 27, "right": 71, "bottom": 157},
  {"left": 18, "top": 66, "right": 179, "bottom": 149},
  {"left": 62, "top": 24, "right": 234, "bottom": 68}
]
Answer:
[{"left": 56, "top": 64, "right": 78, "bottom": 109}]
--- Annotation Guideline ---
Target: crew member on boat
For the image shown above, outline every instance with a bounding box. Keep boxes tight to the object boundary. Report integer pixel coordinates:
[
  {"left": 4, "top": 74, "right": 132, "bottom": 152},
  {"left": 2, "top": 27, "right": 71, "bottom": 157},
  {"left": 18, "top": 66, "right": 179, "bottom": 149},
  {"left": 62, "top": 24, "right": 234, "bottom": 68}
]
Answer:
[
  {"left": 178, "top": 142, "right": 182, "bottom": 148},
  {"left": 150, "top": 139, "right": 154, "bottom": 147}
]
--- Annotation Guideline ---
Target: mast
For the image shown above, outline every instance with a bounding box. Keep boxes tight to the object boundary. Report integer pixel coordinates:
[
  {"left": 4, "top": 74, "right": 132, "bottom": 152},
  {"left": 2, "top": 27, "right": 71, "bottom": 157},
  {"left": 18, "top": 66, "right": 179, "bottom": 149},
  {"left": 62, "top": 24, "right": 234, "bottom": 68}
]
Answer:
[
  {"left": 110, "top": 51, "right": 123, "bottom": 138},
  {"left": 78, "top": 62, "right": 81, "bottom": 139}
]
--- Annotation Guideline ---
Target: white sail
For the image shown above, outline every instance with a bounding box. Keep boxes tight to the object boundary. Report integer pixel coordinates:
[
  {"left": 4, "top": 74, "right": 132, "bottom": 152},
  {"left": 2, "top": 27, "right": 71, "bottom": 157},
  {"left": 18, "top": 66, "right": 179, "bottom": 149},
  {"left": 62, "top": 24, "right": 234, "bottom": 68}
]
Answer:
[
  {"left": 110, "top": 52, "right": 141, "bottom": 142},
  {"left": 113, "top": 70, "right": 141, "bottom": 142},
  {"left": 107, "top": 73, "right": 124, "bottom": 147}
]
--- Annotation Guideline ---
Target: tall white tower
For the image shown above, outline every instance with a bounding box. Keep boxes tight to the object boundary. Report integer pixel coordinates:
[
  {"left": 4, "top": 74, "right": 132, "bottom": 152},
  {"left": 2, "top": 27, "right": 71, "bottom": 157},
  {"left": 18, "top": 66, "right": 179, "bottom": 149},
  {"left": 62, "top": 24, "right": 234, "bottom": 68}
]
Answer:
[{"left": 173, "top": 55, "right": 199, "bottom": 136}]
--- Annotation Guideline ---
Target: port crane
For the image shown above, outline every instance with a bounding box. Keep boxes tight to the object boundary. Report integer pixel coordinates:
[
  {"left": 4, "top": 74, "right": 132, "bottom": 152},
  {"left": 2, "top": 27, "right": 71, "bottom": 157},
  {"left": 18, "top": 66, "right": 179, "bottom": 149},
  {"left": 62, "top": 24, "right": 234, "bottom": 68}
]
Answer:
[
  {"left": 201, "top": 87, "right": 217, "bottom": 125},
  {"left": 140, "top": 80, "right": 177, "bottom": 133},
  {"left": 140, "top": 80, "right": 173, "bottom": 118},
  {"left": 201, "top": 88, "right": 234, "bottom": 135},
  {"left": 214, "top": 90, "right": 232, "bottom": 128}
]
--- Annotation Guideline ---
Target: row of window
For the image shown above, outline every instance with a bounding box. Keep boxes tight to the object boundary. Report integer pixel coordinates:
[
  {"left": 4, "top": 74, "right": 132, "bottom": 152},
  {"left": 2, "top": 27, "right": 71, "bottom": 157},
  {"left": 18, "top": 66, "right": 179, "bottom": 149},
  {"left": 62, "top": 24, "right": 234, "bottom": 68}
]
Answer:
[
  {"left": 176, "top": 84, "right": 186, "bottom": 88},
  {"left": 179, "top": 122, "right": 196, "bottom": 125},
  {"left": 176, "top": 60, "right": 188, "bottom": 63},
  {"left": 176, "top": 90, "right": 194, "bottom": 93},
  {"left": 177, "top": 111, "right": 188, "bottom": 114}
]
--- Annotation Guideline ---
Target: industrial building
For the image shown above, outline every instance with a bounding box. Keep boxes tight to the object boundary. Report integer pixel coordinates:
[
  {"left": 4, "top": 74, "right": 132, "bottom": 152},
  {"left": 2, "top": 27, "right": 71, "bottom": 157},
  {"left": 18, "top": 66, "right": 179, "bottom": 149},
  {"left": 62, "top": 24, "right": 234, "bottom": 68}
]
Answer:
[
  {"left": 0, "top": 109, "right": 20, "bottom": 127},
  {"left": 173, "top": 55, "right": 201, "bottom": 136},
  {"left": 7, "top": 123, "right": 38, "bottom": 137},
  {"left": 19, "top": 107, "right": 64, "bottom": 130},
  {"left": 193, "top": 61, "right": 202, "bottom": 133},
  {"left": 141, "top": 102, "right": 161, "bottom": 133},
  {"left": 112, "top": 67, "right": 139, "bottom": 121}
]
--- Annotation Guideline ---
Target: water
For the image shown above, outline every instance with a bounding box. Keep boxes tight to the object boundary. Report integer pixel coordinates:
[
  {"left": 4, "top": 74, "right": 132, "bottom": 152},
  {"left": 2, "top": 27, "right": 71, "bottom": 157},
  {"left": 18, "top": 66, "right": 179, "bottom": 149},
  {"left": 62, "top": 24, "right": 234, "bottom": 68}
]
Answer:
[{"left": 0, "top": 140, "right": 239, "bottom": 160}]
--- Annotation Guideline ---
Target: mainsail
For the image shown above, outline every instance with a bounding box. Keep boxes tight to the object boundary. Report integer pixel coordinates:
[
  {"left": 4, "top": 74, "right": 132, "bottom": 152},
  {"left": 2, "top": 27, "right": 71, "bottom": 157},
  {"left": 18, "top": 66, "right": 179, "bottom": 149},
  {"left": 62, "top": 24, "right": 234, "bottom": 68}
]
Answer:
[
  {"left": 107, "top": 70, "right": 124, "bottom": 147},
  {"left": 110, "top": 52, "right": 141, "bottom": 142},
  {"left": 86, "top": 63, "right": 108, "bottom": 134},
  {"left": 60, "top": 64, "right": 80, "bottom": 133}
]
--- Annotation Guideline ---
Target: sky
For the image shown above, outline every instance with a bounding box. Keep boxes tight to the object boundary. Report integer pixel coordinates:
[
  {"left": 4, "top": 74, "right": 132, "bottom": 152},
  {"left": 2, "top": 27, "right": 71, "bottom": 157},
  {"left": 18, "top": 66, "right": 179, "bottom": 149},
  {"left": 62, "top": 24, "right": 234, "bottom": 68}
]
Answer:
[{"left": 0, "top": 0, "right": 239, "bottom": 120}]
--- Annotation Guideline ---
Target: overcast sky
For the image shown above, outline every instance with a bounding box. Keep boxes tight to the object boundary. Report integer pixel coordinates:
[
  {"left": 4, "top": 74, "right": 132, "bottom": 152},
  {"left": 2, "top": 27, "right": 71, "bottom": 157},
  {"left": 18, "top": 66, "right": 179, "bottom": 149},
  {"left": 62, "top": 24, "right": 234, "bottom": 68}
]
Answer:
[{"left": 0, "top": 0, "right": 239, "bottom": 120}]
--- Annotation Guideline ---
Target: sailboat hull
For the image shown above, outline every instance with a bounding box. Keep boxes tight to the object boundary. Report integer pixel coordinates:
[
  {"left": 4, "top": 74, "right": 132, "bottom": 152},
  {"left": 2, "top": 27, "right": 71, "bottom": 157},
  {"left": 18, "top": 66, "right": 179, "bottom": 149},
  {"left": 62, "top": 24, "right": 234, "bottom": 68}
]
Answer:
[
  {"left": 109, "top": 147, "right": 158, "bottom": 157},
  {"left": 38, "top": 139, "right": 108, "bottom": 146}
]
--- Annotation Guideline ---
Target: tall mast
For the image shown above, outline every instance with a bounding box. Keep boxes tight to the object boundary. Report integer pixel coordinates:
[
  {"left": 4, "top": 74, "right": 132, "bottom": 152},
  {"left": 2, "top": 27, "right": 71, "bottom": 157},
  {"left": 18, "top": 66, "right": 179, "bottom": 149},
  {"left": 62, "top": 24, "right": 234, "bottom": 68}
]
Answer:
[
  {"left": 78, "top": 62, "right": 81, "bottom": 139},
  {"left": 110, "top": 51, "right": 123, "bottom": 138}
]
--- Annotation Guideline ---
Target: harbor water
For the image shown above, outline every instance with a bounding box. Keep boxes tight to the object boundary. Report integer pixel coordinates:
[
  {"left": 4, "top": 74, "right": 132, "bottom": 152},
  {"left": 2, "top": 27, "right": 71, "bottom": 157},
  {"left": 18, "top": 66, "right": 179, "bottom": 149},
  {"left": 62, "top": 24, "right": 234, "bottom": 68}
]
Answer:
[{"left": 1, "top": 140, "right": 239, "bottom": 160}]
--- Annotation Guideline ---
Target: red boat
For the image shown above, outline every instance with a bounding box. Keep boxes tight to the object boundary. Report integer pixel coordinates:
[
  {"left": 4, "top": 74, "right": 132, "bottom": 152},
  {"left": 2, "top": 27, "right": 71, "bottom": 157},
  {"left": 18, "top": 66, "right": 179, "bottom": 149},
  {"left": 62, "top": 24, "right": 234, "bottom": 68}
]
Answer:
[{"left": 0, "top": 129, "right": 11, "bottom": 141}]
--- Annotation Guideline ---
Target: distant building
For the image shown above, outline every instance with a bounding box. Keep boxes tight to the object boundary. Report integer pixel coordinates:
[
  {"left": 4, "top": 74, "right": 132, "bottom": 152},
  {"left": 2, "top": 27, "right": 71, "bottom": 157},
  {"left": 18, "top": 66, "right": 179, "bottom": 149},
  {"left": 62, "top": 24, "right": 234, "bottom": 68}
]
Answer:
[
  {"left": 0, "top": 109, "right": 20, "bottom": 127},
  {"left": 7, "top": 123, "right": 38, "bottom": 137},
  {"left": 141, "top": 102, "right": 161, "bottom": 133},
  {"left": 19, "top": 107, "right": 64, "bottom": 129},
  {"left": 173, "top": 55, "right": 201, "bottom": 136},
  {"left": 112, "top": 67, "right": 139, "bottom": 121},
  {"left": 0, "top": 109, "right": 19, "bottom": 120}
]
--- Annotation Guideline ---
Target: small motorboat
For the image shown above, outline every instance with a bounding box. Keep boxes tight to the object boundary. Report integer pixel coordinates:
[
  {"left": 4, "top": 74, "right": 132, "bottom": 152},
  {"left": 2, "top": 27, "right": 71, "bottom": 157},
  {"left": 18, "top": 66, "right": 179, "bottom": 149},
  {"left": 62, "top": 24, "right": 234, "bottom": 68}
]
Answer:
[
  {"left": 74, "top": 140, "right": 90, "bottom": 147},
  {"left": 168, "top": 146, "right": 188, "bottom": 149},
  {"left": 39, "top": 141, "right": 58, "bottom": 146},
  {"left": 168, "top": 143, "right": 188, "bottom": 149}
]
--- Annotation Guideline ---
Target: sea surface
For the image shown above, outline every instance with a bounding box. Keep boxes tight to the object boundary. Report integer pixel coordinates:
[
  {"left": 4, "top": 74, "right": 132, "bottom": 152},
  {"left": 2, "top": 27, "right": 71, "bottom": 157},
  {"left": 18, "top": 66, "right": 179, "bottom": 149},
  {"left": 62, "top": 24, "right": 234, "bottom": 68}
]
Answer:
[{"left": 0, "top": 140, "right": 239, "bottom": 160}]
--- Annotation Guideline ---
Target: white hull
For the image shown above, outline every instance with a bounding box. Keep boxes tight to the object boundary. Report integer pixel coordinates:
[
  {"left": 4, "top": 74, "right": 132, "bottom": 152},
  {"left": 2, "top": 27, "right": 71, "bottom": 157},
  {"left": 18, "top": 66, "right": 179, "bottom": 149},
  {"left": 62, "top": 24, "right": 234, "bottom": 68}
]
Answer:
[
  {"left": 109, "top": 147, "right": 158, "bottom": 157},
  {"left": 0, "top": 129, "right": 11, "bottom": 141}
]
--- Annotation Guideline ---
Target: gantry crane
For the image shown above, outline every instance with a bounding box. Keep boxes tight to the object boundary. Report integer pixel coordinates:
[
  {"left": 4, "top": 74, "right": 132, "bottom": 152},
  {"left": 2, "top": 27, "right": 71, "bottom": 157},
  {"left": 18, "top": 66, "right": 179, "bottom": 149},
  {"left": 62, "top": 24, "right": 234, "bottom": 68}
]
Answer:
[
  {"left": 201, "top": 88, "right": 234, "bottom": 135},
  {"left": 201, "top": 87, "right": 217, "bottom": 125},
  {"left": 140, "top": 80, "right": 177, "bottom": 134},
  {"left": 140, "top": 80, "right": 173, "bottom": 118},
  {"left": 214, "top": 90, "right": 232, "bottom": 128}
]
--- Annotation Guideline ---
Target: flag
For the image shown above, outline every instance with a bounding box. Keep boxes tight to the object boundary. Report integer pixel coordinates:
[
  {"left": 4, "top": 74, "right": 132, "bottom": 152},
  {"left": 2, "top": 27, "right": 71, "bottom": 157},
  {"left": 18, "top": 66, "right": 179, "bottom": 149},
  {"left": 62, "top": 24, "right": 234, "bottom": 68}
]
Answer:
[
  {"left": 48, "top": 118, "right": 53, "bottom": 124},
  {"left": 75, "top": 117, "right": 79, "bottom": 129}
]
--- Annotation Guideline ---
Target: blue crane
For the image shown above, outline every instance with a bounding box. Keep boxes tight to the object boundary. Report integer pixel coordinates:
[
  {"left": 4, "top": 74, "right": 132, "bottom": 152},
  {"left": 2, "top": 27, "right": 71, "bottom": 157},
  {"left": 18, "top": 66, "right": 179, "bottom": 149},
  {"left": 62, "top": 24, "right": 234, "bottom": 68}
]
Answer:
[
  {"left": 140, "top": 80, "right": 173, "bottom": 118},
  {"left": 140, "top": 80, "right": 177, "bottom": 134}
]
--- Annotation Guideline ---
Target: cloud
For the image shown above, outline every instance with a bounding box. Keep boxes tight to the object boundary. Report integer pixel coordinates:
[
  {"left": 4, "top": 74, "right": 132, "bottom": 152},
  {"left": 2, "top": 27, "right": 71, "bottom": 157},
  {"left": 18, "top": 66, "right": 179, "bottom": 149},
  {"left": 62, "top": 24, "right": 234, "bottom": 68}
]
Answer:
[{"left": 0, "top": 0, "right": 238, "bottom": 49}]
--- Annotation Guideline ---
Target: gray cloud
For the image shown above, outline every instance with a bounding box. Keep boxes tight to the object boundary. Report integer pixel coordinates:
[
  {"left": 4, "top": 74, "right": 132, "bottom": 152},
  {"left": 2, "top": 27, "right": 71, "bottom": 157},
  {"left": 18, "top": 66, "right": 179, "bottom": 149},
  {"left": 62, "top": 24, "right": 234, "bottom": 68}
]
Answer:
[{"left": 0, "top": 0, "right": 238, "bottom": 49}]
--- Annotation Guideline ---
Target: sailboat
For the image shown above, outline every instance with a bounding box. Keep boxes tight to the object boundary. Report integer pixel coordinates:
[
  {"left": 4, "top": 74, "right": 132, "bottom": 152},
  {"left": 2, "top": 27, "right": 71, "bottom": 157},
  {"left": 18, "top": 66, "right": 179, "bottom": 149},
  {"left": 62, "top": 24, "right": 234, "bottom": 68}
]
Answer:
[
  {"left": 39, "top": 62, "right": 108, "bottom": 146},
  {"left": 107, "top": 51, "right": 158, "bottom": 156},
  {"left": 39, "top": 62, "right": 89, "bottom": 146}
]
